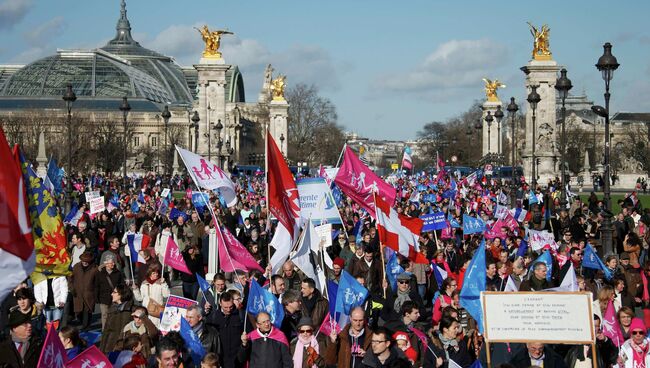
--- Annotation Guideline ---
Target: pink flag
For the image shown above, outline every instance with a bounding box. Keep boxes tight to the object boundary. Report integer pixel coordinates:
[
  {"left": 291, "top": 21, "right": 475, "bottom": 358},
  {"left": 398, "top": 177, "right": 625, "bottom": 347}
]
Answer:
[
  {"left": 440, "top": 222, "right": 453, "bottom": 240},
  {"left": 601, "top": 299, "right": 625, "bottom": 347},
  {"left": 66, "top": 346, "right": 113, "bottom": 368},
  {"left": 334, "top": 146, "right": 396, "bottom": 217},
  {"left": 485, "top": 220, "right": 508, "bottom": 239},
  {"left": 318, "top": 313, "right": 342, "bottom": 337},
  {"left": 502, "top": 213, "right": 520, "bottom": 233},
  {"left": 38, "top": 325, "right": 67, "bottom": 368},
  {"left": 218, "top": 226, "right": 264, "bottom": 273},
  {"left": 164, "top": 237, "right": 191, "bottom": 275}
]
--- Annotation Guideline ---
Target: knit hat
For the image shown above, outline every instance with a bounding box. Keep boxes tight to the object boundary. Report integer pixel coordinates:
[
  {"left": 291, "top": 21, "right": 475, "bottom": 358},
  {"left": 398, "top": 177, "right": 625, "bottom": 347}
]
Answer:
[
  {"left": 393, "top": 331, "right": 409, "bottom": 343},
  {"left": 333, "top": 257, "right": 345, "bottom": 269},
  {"left": 631, "top": 317, "right": 646, "bottom": 333}
]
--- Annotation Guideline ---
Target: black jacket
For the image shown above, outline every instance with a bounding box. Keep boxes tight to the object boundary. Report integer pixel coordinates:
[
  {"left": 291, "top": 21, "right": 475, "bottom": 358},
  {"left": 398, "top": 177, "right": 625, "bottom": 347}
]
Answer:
[
  {"left": 180, "top": 251, "right": 204, "bottom": 283},
  {"left": 564, "top": 338, "right": 618, "bottom": 368},
  {"left": 0, "top": 334, "right": 43, "bottom": 368},
  {"left": 95, "top": 268, "right": 125, "bottom": 305},
  {"left": 205, "top": 309, "right": 244, "bottom": 368},
  {"left": 361, "top": 346, "right": 411, "bottom": 368},
  {"left": 509, "top": 345, "right": 568, "bottom": 368},
  {"left": 197, "top": 322, "right": 220, "bottom": 355}
]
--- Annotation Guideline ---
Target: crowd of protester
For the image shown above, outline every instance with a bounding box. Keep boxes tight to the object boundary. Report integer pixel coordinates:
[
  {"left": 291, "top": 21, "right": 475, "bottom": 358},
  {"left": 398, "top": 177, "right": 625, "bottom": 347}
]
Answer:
[{"left": 1, "top": 170, "right": 649, "bottom": 368}]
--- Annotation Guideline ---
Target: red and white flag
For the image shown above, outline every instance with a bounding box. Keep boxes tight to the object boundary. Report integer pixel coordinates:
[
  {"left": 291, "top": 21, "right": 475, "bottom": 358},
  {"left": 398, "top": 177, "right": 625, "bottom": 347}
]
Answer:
[
  {"left": 164, "top": 237, "right": 191, "bottom": 275},
  {"left": 375, "top": 194, "right": 427, "bottom": 264},
  {"left": 0, "top": 131, "right": 35, "bottom": 304},
  {"left": 334, "top": 146, "right": 396, "bottom": 218},
  {"left": 267, "top": 132, "right": 301, "bottom": 273}
]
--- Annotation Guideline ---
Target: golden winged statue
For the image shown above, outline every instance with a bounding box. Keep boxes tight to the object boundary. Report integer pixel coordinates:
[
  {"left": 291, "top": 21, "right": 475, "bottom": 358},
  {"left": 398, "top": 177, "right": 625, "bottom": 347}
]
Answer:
[
  {"left": 482, "top": 78, "right": 506, "bottom": 102},
  {"left": 195, "top": 25, "right": 233, "bottom": 58},
  {"left": 271, "top": 75, "right": 286, "bottom": 101},
  {"left": 527, "top": 22, "right": 552, "bottom": 60}
]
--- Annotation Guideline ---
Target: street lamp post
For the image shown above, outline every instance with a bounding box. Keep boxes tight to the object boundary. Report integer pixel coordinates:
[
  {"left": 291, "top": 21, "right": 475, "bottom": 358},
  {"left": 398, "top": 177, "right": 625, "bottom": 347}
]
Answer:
[
  {"left": 191, "top": 111, "right": 200, "bottom": 153},
  {"left": 507, "top": 97, "right": 519, "bottom": 205},
  {"left": 527, "top": 85, "right": 541, "bottom": 186},
  {"left": 555, "top": 68, "right": 573, "bottom": 207},
  {"left": 494, "top": 105, "right": 504, "bottom": 159},
  {"left": 119, "top": 96, "right": 131, "bottom": 190},
  {"left": 485, "top": 111, "right": 494, "bottom": 154},
  {"left": 474, "top": 120, "right": 482, "bottom": 162},
  {"left": 592, "top": 42, "right": 619, "bottom": 256},
  {"left": 62, "top": 84, "right": 76, "bottom": 214},
  {"left": 280, "top": 134, "right": 285, "bottom": 156},
  {"left": 161, "top": 105, "right": 171, "bottom": 176},
  {"left": 215, "top": 120, "right": 224, "bottom": 168}
]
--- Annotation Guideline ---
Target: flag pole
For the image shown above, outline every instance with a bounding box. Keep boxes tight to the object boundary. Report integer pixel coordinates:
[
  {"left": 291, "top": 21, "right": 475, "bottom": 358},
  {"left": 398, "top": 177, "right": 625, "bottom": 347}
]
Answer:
[
  {"left": 373, "top": 192, "right": 387, "bottom": 299},
  {"left": 265, "top": 127, "right": 271, "bottom": 268},
  {"left": 335, "top": 143, "right": 347, "bottom": 168}
]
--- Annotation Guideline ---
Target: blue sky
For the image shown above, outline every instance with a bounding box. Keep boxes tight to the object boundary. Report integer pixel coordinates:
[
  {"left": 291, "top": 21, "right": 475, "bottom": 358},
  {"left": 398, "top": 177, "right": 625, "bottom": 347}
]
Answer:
[{"left": 1, "top": 0, "right": 649, "bottom": 140}]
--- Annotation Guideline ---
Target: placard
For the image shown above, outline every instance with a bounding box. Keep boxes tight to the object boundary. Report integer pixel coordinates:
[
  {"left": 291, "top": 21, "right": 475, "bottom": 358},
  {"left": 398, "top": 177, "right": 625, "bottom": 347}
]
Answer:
[
  {"left": 159, "top": 295, "right": 198, "bottom": 334},
  {"left": 314, "top": 223, "right": 333, "bottom": 248},
  {"left": 482, "top": 291, "right": 594, "bottom": 344},
  {"left": 84, "top": 191, "right": 100, "bottom": 202},
  {"left": 88, "top": 197, "right": 105, "bottom": 215},
  {"left": 161, "top": 188, "right": 170, "bottom": 198}
]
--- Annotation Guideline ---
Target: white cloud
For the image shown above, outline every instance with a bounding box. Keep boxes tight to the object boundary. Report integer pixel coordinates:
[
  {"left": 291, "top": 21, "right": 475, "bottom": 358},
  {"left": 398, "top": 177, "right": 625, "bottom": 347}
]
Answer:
[
  {"left": 0, "top": 0, "right": 32, "bottom": 30},
  {"left": 373, "top": 39, "right": 509, "bottom": 94},
  {"left": 23, "top": 16, "right": 66, "bottom": 47},
  {"left": 142, "top": 23, "right": 343, "bottom": 96}
]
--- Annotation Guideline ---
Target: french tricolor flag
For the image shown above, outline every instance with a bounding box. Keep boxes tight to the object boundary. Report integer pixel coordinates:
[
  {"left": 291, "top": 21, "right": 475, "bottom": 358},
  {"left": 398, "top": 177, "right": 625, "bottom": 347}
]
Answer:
[
  {"left": 127, "top": 234, "right": 151, "bottom": 264},
  {"left": 63, "top": 204, "right": 83, "bottom": 226},
  {"left": 509, "top": 208, "right": 529, "bottom": 223}
]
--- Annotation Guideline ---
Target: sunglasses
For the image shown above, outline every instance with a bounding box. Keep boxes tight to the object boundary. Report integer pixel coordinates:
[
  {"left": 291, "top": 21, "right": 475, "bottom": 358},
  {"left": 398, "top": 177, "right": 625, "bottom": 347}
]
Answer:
[
  {"left": 633, "top": 331, "right": 645, "bottom": 336},
  {"left": 299, "top": 329, "right": 313, "bottom": 334},
  {"left": 398, "top": 281, "right": 409, "bottom": 284}
]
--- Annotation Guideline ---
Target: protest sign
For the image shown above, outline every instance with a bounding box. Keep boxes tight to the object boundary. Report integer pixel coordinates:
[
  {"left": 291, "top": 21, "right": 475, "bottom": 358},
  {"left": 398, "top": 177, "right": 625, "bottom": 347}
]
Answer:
[
  {"left": 84, "top": 190, "right": 100, "bottom": 202},
  {"left": 160, "top": 188, "right": 170, "bottom": 198},
  {"left": 159, "top": 295, "right": 198, "bottom": 334},
  {"left": 297, "top": 178, "right": 341, "bottom": 225},
  {"left": 421, "top": 212, "right": 447, "bottom": 232},
  {"left": 482, "top": 291, "right": 594, "bottom": 344},
  {"left": 314, "top": 223, "right": 333, "bottom": 247},
  {"left": 88, "top": 196, "right": 105, "bottom": 215},
  {"left": 528, "top": 229, "right": 558, "bottom": 251}
]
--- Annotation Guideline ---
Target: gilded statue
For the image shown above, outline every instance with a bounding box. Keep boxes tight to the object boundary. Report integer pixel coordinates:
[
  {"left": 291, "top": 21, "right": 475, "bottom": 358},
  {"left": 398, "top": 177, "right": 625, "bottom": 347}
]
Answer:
[
  {"left": 482, "top": 78, "right": 506, "bottom": 102},
  {"left": 527, "top": 22, "right": 552, "bottom": 60},
  {"left": 195, "top": 25, "right": 233, "bottom": 58},
  {"left": 271, "top": 75, "right": 286, "bottom": 101}
]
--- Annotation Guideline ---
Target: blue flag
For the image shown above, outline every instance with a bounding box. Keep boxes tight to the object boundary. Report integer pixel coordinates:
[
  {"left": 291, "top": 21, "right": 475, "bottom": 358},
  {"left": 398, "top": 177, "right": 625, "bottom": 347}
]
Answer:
[
  {"left": 180, "top": 317, "right": 206, "bottom": 365},
  {"left": 462, "top": 214, "right": 486, "bottom": 235},
  {"left": 516, "top": 238, "right": 529, "bottom": 258},
  {"left": 130, "top": 200, "right": 140, "bottom": 213},
  {"left": 583, "top": 244, "right": 613, "bottom": 280},
  {"left": 470, "top": 360, "right": 483, "bottom": 368},
  {"left": 448, "top": 213, "right": 461, "bottom": 228},
  {"left": 386, "top": 252, "right": 404, "bottom": 291},
  {"left": 331, "top": 185, "right": 343, "bottom": 207},
  {"left": 354, "top": 219, "right": 364, "bottom": 245},
  {"left": 138, "top": 191, "right": 145, "bottom": 203},
  {"left": 196, "top": 273, "right": 211, "bottom": 294},
  {"left": 192, "top": 192, "right": 208, "bottom": 213},
  {"left": 335, "top": 270, "right": 368, "bottom": 316},
  {"left": 327, "top": 280, "right": 339, "bottom": 317},
  {"left": 421, "top": 212, "right": 447, "bottom": 232},
  {"left": 459, "top": 240, "right": 486, "bottom": 333},
  {"left": 246, "top": 279, "right": 284, "bottom": 327},
  {"left": 45, "top": 157, "right": 65, "bottom": 195},
  {"left": 529, "top": 250, "right": 553, "bottom": 281},
  {"left": 528, "top": 190, "right": 538, "bottom": 204},
  {"left": 169, "top": 208, "right": 188, "bottom": 222},
  {"left": 158, "top": 198, "right": 169, "bottom": 216}
]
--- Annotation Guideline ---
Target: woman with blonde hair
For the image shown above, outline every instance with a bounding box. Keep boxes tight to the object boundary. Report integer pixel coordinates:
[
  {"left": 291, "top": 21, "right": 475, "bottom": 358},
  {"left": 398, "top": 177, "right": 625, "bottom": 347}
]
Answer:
[
  {"left": 592, "top": 284, "right": 616, "bottom": 320},
  {"left": 618, "top": 306, "right": 635, "bottom": 341}
]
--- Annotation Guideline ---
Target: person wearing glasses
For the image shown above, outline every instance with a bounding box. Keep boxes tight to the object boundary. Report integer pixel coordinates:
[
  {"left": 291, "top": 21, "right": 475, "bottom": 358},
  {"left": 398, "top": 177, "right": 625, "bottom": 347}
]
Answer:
[
  {"left": 509, "top": 341, "right": 567, "bottom": 368},
  {"left": 385, "top": 272, "right": 423, "bottom": 321},
  {"left": 239, "top": 312, "right": 292, "bottom": 368},
  {"left": 618, "top": 317, "right": 650, "bottom": 368},
  {"left": 432, "top": 278, "right": 457, "bottom": 327},
  {"left": 289, "top": 317, "right": 326, "bottom": 368},
  {"left": 360, "top": 327, "right": 411, "bottom": 368}
]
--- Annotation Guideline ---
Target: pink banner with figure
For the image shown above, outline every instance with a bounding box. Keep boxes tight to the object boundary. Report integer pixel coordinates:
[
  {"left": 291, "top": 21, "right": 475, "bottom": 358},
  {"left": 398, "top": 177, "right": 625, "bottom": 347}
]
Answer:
[
  {"left": 218, "top": 226, "right": 264, "bottom": 273},
  {"left": 164, "top": 237, "right": 191, "bottom": 275}
]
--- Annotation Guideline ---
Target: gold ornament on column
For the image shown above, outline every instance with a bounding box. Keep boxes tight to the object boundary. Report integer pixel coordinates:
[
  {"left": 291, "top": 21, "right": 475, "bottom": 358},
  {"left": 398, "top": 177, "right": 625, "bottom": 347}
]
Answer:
[
  {"left": 271, "top": 75, "right": 287, "bottom": 101},
  {"left": 527, "top": 22, "right": 552, "bottom": 60},
  {"left": 195, "top": 25, "right": 233, "bottom": 58},
  {"left": 482, "top": 78, "right": 506, "bottom": 102}
]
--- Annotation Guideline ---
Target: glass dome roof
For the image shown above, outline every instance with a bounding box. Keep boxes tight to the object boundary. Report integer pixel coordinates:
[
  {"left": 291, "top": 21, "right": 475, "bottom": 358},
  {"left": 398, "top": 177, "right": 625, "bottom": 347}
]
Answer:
[{"left": 0, "top": 0, "right": 193, "bottom": 105}]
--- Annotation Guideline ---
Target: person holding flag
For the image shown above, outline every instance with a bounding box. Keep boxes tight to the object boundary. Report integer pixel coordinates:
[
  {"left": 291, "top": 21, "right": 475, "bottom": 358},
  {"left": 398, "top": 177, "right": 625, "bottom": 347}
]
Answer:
[{"left": 238, "top": 312, "right": 292, "bottom": 368}]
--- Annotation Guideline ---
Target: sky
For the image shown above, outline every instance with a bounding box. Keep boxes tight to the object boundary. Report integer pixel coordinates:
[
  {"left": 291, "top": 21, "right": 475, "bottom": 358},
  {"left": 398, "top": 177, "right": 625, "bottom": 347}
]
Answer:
[{"left": 1, "top": 0, "right": 650, "bottom": 140}]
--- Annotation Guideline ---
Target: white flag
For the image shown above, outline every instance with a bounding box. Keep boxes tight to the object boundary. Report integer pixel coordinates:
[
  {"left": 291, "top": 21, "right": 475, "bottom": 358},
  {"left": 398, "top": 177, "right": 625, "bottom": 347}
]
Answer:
[
  {"left": 504, "top": 275, "right": 518, "bottom": 292},
  {"left": 548, "top": 263, "right": 579, "bottom": 292},
  {"left": 290, "top": 222, "right": 323, "bottom": 289},
  {"left": 175, "top": 145, "right": 237, "bottom": 207}
]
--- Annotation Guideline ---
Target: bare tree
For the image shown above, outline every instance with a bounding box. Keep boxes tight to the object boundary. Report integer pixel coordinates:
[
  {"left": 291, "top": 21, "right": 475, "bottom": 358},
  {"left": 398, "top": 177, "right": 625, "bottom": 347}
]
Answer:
[{"left": 286, "top": 83, "right": 343, "bottom": 166}]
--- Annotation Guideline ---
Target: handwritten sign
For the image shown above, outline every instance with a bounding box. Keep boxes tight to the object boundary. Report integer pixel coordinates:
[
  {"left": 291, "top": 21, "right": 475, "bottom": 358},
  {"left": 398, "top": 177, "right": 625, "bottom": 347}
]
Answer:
[
  {"left": 161, "top": 188, "right": 170, "bottom": 198},
  {"left": 88, "top": 197, "right": 105, "bottom": 215},
  {"left": 314, "top": 223, "right": 333, "bottom": 248},
  {"left": 84, "top": 191, "right": 100, "bottom": 202},
  {"left": 482, "top": 291, "right": 594, "bottom": 344}
]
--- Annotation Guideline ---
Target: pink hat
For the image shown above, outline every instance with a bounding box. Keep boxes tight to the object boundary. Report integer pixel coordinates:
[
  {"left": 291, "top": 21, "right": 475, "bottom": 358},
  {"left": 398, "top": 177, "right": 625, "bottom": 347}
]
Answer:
[{"left": 630, "top": 317, "right": 646, "bottom": 333}]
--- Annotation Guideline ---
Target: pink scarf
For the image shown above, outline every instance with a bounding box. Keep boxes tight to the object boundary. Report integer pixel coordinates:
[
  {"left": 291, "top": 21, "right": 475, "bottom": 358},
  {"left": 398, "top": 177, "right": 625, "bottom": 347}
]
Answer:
[
  {"left": 248, "top": 327, "right": 289, "bottom": 346},
  {"left": 631, "top": 340, "right": 649, "bottom": 368},
  {"left": 293, "top": 336, "right": 319, "bottom": 368}
]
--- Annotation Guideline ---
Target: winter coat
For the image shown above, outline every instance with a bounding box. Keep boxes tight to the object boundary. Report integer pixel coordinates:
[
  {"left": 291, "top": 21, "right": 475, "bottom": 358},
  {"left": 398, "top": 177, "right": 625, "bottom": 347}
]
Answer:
[
  {"left": 300, "top": 290, "right": 329, "bottom": 328},
  {"left": 205, "top": 308, "right": 245, "bottom": 368},
  {"left": 180, "top": 251, "right": 204, "bottom": 283},
  {"left": 0, "top": 334, "right": 43, "bottom": 368},
  {"left": 289, "top": 336, "right": 327, "bottom": 368},
  {"left": 237, "top": 328, "right": 293, "bottom": 368},
  {"left": 172, "top": 223, "right": 194, "bottom": 252},
  {"left": 100, "top": 300, "right": 134, "bottom": 353},
  {"left": 351, "top": 258, "right": 384, "bottom": 295},
  {"left": 33, "top": 276, "right": 68, "bottom": 307},
  {"left": 323, "top": 324, "right": 373, "bottom": 368},
  {"left": 71, "top": 263, "right": 98, "bottom": 313},
  {"left": 509, "top": 345, "right": 568, "bottom": 368},
  {"left": 361, "top": 346, "right": 411, "bottom": 368},
  {"left": 95, "top": 268, "right": 125, "bottom": 305},
  {"left": 196, "top": 322, "right": 220, "bottom": 355},
  {"left": 618, "top": 338, "right": 650, "bottom": 368},
  {"left": 121, "top": 316, "right": 159, "bottom": 359},
  {"left": 564, "top": 339, "right": 617, "bottom": 368}
]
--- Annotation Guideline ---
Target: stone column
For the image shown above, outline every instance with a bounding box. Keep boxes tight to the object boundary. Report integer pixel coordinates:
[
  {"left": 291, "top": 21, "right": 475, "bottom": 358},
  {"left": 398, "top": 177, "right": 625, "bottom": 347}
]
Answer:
[
  {"left": 269, "top": 100, "right": 289, "bottom": 156},
  {"left": 482, "top": 101, "right": 501, "bottom": 156},
  {"left": 521, "top": 59, "right": 560, "bottom": 184},
  {"left": 36, "top": 131, "right": 48, "bottom": 178},
  {"left": 194, "top": 57, "right": 230, "bottom": 157}
]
